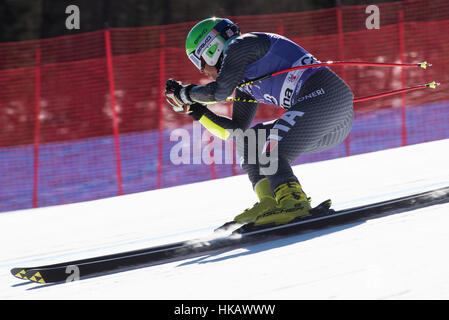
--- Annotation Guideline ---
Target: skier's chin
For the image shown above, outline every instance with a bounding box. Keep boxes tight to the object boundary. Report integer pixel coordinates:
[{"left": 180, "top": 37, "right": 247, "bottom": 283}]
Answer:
[
  {"left": 205, "top": 71, "right": 217, "bottom": 81},
  {"left": 203, "top": 64, "right": 218, "bottom": 80}
]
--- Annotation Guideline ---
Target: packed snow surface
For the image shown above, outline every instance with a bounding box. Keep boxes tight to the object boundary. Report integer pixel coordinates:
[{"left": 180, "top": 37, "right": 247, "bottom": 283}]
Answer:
[{"left": 1, "top": 139, "right": 449, "bottom": 299}]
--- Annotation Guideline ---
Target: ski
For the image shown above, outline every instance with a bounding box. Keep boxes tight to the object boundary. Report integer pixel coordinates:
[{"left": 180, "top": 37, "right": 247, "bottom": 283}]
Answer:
[
  {"left": 11, "top": 239, "right": 195, "bottom": 281},
  {"left": 11, "top": 185, "right": 449, "bottom": 285}
]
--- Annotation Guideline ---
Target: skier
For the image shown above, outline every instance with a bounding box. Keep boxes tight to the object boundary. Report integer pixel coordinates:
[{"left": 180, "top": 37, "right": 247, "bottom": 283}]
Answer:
[{"left": 165, "top": 17, "right": 354, "bottom": 227}]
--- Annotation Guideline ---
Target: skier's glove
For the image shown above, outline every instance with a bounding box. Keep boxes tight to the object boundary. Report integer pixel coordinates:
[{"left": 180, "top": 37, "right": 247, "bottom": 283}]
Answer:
[
  {"left": 186, "top": 103, "right": 208, "bottom": 121},
  {"left": 165, "top": 78, "right": 195, "bottom": 113}
]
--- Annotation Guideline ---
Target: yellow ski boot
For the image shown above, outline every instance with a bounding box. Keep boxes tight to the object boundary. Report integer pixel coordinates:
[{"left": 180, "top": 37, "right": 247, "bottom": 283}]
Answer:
[
  {"left": 233, "top": 178, "right": 277, "bottom": 224},
  {"left": 254, "top": 181, "right": 311, "bottom": 226}
]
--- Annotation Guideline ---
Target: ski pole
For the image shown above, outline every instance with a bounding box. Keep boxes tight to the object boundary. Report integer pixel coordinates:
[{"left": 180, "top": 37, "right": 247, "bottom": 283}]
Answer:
[
  {"left": 235, "top": 61, "right": 431, "bottom": 88},
  {"left": 353, "top": 81, "right": 440, "bottom": 103},
  {"left": 196, "top": 61, "right": 437, "bottom": 104},
  {"left": 219, "top": 81, "right": 440, "bottom": 103},
  {"left": 222, "top": 81, "right": 440, "bottom": 104}
]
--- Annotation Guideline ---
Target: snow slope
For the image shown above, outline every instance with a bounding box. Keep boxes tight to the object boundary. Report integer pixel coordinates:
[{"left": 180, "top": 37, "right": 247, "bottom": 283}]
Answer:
[{"left": 1, "top": 138, "right": 449, "bottom": 299}]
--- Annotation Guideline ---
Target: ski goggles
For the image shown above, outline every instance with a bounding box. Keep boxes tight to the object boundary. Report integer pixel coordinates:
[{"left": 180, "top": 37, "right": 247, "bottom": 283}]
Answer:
[
  {"left": 189, "top": 29, "right": 218, "bottom": 70},
  {"left": 188, "top": 52, "right": 204, "bottom": 70}
]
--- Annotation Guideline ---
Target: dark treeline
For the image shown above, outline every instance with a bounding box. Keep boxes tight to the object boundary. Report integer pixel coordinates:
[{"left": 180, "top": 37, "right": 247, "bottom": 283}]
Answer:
[{"left": 0, "top": 0, "right": 401, "bottom": 43}]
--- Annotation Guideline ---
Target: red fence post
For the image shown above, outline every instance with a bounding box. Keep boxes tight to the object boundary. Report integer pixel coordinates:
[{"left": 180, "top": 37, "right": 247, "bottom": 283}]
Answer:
[
  {"left": 277, "top": 23, "right": 285, "bottom": 118},
  {"left": 104, "top": 29, "right": 123, "bottom": 196},
  {"left": 157, "top": 30, "right": 165, "bottom": 189},
  {"left": 398, "top": 9, "right": 408, "bottom": 146},
  {"left": 337, "top": 6, "right": 351, "bottom": 157},
  {"left": 208, "top": 133, "right": 217, "bottom": 180},
  {"left": 228, "top": 104, "right": 237, "bottom": 176},
  {"left": 33, "top": 45, "right": 41, "bottom": 208}
]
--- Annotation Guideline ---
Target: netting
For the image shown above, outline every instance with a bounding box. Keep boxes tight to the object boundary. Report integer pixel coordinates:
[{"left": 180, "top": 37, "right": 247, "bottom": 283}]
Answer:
[{"left": 1, "top": 0, "right": 448, "bottom": 212}]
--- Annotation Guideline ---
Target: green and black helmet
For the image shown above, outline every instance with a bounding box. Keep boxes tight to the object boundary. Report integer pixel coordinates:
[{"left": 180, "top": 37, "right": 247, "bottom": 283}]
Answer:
[{"left": 185, "top": 17, "right": 240, "bottom": 71}]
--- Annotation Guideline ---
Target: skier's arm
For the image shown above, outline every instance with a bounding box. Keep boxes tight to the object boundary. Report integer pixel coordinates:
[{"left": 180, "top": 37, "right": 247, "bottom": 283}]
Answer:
[
  {"left": 188, "top": 89, "right": 259, "bottom": 140},
  {"left": 189, "top": 33, "right": 271, "bottom": 103},
  {"left": 165, "top": 34, "right": 269, "bottom": 139}
]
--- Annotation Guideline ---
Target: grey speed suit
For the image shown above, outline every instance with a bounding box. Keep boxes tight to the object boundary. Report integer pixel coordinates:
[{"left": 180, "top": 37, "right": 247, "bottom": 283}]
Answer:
[
  {"left": 242, "top": 68, "right": 353, "bottom": 190},
  {"left": 188, "top": 33, "right": 354, "bottom": 192}
]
